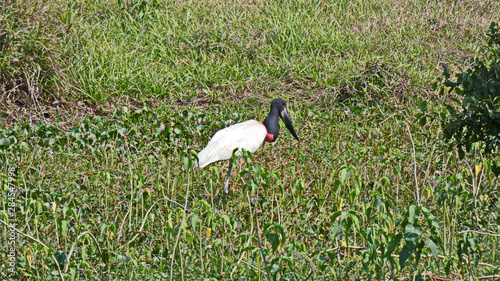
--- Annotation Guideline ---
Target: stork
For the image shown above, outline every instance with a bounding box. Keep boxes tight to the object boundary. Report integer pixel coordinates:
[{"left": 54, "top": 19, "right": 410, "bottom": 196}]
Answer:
[{"left": 195, "top": 98, "right": 300, "bottom": 193}]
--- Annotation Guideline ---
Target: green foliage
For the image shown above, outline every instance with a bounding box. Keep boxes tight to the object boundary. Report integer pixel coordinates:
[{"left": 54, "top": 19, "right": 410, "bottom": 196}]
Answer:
[
  {"left": 1, "top": 100, "right": 499, "bottom": 280},
  {"left": 1, "top": 1, "right": 500, "bottom": 280},
  {"left": 3, "top": 0, "right": 496, "bottom": 106},
  {"left": 425, "top": 22, "right": 500, "bottom": 158}
]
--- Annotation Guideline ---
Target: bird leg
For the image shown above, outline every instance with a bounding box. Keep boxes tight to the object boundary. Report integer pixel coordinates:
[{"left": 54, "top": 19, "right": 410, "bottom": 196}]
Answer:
[
  {"left": 224, "top": 160, "right": 233, "bottom": 194},
  {"left": 246, "top": 157, "right": 252, "bottom": 188}
]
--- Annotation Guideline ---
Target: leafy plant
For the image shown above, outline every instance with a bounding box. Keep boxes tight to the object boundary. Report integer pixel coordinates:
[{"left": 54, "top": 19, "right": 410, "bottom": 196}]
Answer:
[{"left": 421, "top": 22, "right": 500, "bottom": 158}]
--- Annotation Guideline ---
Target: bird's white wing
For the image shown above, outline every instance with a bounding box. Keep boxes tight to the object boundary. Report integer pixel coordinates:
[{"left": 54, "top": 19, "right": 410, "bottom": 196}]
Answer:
[{"left": 196, "top": 120, "right": 267, "bottom": 168}]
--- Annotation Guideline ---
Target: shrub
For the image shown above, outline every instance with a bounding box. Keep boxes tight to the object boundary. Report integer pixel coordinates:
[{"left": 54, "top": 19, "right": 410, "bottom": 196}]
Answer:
[{"left": 421, "top": 22, "right": 500, "bottom": 158}]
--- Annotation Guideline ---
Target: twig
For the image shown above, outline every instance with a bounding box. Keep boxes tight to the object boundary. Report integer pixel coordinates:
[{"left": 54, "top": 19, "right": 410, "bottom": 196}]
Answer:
[
  {"left": 478, "top": 262, "right": 499, "bottom": 270},
  {"left": 23, "top": 69, "right": 42, "bottom": 113},
  {"left": 478, "top": 275, "right": 500, "bottom": 280},
  {"left": 457, "top": 230, "right": 500, "bottom": 237},
  {"left": 230, "top": 251, "right": 268, "bottom": 275},
  {"left": 327, "top": 244, "right": 448, "bottom": 260},
  {"left": 325, "top": 245, "right": 367, "bottom": 251},
  {"left": 438, "top": 52, "right": 474, "bottom": 68}
]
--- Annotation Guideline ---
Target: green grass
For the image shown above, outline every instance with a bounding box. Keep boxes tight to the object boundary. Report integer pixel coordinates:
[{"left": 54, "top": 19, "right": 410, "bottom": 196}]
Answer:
[
  {"left": 3, "top": 0, "right": 496, "bottom": 104},
  {"left": 1, "top": 0, "right": 499, "bottom": 280}
]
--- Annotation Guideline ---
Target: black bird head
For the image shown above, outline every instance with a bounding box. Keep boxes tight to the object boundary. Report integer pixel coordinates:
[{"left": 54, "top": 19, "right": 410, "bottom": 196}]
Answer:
[{"left": 263, "top": 98, "right": 300, "bottom": 142}]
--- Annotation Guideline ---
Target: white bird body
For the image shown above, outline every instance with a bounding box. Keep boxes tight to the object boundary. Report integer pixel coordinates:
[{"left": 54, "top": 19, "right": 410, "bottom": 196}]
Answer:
[
  {"left": 196, "top": 120, "right": 267, "bottom": 168},
  {"left": 196, "top": 98, "right": 299, "bottom": 192}
]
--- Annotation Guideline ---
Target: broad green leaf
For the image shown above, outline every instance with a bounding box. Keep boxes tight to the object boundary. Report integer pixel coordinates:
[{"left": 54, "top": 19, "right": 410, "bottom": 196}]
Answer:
[
  {"left": 468, "top": 237, "right": 477, "bottom": 250},
  {"left": 60, "top": 220, "right": 69, "bottom": 237},
  {"left": 241, "top": 246, "right": 258, "bottom": 252},
  {"left": 417, "top": 98, "right": 427, "bottom": 111},
  {"left": 0, "top": 138, "right": 11, "bottom": 146},
  {"left": 399, "top": 243, "right": 413, "bottom": 268},
  {"left": 408, "top": 205, "right": 417, "bottom": 224},
  {"left": 55, "top": 251, "right": 67, "bottom": 265},
  {"left": 190, "top": 214, "right": 200, "bottom": 231},
  {"left": 339, "top": 167, "right": 349, "bottom": 184},
  {"left": 198, "top": 199, "right": 212, "bottom": 215},
  {"left": 384, "top": 233, "right": 403, "bottom": 258},
  {"left": 267, "top": 233, "right": 280, "bottom": 252},
  {"left": 352, "top": 106, "right": 362, "bottom": 114},
  {"left": 270, "top": 263, "right": 280, "bottom": 274},
  {"left": 425, "top": 237, "right": 439, "bottom": 259},
  {"left": 405, "top": 224, "right": 423, "bottom": 240},
  {"left": 117, "top": 127, "right": 128, "bottom": 136},
  {"left": 220, "top": 214, "right": 231, "bottom": 229},
  {"left": 419, "top": 116, "right": 427, "bottom": 126}
]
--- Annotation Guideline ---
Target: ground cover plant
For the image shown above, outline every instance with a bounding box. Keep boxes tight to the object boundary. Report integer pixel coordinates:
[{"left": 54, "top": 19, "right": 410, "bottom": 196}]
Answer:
[{"left": 1, "top": 0, "right": 499, "bottom": 280}]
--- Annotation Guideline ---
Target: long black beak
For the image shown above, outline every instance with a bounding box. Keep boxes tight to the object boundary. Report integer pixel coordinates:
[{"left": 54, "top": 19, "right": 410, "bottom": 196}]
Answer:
[{"left": 280, "top": 107, "right": 300, "bottom": 142}]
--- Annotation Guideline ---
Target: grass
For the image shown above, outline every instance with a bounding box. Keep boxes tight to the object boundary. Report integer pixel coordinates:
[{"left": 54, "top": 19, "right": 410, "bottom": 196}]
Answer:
[
  {"left": 3, "top": 0, "right": 495, "bottom": 105},
  {"left": 1, "top": 0, "right": 499, "bottom": 280}
]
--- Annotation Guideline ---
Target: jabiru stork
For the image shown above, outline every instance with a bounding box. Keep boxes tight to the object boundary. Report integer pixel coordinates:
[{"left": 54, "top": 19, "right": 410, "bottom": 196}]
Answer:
[{"left": 195, "top": 98, "right": 300, "bottom": 192}]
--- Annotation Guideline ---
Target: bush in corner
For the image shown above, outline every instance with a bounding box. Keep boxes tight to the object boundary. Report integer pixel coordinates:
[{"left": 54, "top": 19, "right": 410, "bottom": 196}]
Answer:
[{"left": 422, "top": 22, "right": 500, "bottom": 159}]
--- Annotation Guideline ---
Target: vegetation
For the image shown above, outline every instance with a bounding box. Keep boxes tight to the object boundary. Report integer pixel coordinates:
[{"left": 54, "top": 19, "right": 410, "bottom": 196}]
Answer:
[
  {"left": 420, "top": 22, "right": 500, "bottom": 159},
  {"left": 1, "top": 0, "right": 499, "bottom": 280}
]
